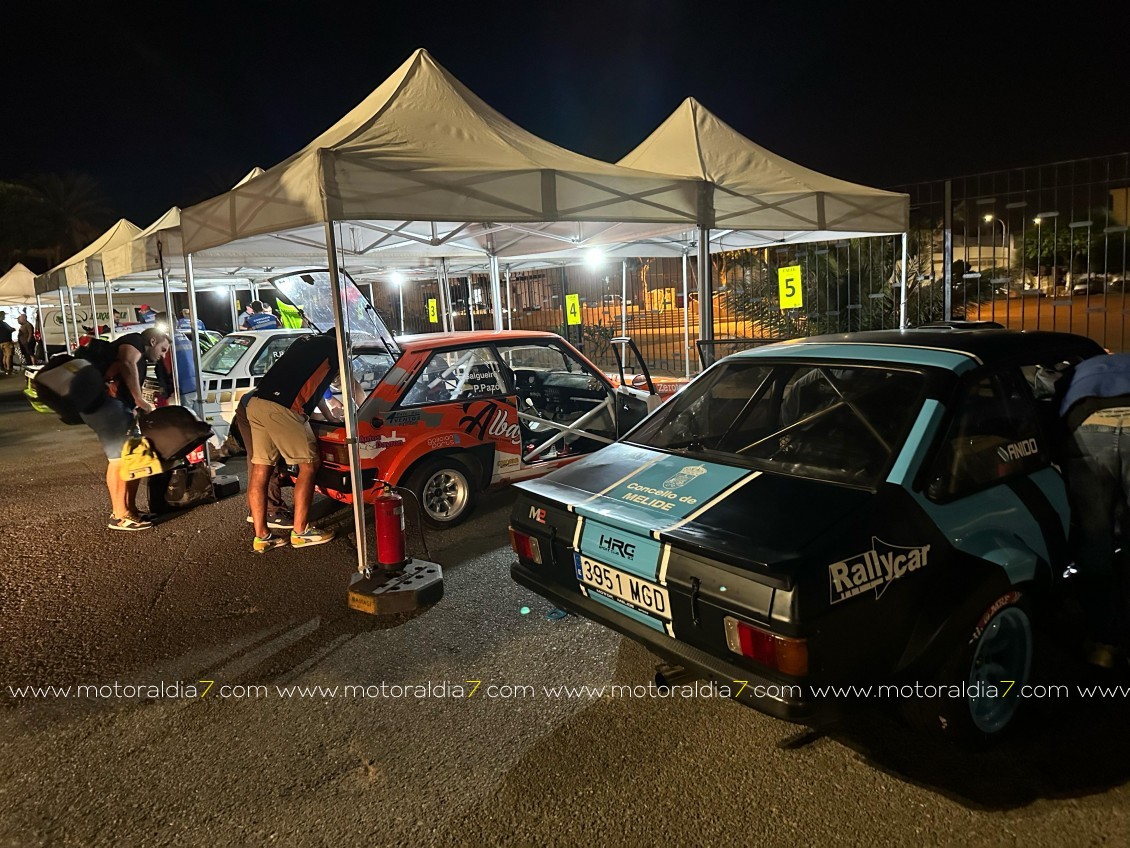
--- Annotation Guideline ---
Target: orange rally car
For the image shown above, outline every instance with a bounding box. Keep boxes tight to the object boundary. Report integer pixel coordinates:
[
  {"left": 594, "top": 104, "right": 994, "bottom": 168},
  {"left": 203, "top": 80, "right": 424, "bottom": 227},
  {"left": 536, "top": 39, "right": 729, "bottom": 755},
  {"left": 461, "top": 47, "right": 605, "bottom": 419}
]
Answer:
[{"left": 270, "top": 270, "right": 676, "bottom": 528}]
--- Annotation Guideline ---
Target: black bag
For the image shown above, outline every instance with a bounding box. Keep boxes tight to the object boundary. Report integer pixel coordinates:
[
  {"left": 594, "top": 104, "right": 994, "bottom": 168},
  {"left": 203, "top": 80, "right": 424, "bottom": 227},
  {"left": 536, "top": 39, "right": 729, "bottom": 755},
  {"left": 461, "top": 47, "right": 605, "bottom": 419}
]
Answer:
[
  {"left": 74, "top": 337, "right": 116, "bottom": 372},
  {"left": 138, "top": 405, "right": 213, "bottom": 462},
  {"left": 165, "top": 464, "right": 214, "bottom": 508},
  {"left": 32, "top": 354, "right": 107, "bottom": 420}
]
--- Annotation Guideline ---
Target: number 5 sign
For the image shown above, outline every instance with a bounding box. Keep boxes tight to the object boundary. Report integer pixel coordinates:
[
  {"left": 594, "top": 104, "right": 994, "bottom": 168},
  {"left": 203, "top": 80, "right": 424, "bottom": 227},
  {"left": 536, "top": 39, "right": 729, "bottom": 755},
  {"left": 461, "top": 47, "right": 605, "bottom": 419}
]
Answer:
[{"left": 778, "top": 265, "right": 803, "bottom": 310}]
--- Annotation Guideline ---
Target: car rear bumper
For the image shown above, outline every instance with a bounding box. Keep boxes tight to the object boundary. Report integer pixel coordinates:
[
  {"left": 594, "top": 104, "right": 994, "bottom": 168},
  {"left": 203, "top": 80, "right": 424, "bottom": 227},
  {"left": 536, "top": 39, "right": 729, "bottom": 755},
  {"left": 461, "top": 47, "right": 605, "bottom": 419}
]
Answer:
[{"left": 511, "top": 560, "right": 828, "bottom": 726}]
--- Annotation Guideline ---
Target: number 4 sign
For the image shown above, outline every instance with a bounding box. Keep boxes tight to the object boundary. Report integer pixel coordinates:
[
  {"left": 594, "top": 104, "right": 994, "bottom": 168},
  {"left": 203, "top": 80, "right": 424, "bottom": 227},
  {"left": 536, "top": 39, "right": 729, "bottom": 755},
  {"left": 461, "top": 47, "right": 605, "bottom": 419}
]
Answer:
[
  {"left": 565, "top": 293, "right": 581, "bottom": 325},
  {"left": 778, "top": 265, "right": 803, "bottom": 310}
]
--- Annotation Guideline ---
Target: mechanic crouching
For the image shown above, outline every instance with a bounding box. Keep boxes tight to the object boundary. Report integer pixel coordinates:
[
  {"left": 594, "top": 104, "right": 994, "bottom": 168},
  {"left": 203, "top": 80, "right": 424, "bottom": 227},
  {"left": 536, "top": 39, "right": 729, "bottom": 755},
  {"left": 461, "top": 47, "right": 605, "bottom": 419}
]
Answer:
[
  {"left": 244, "top": 327, "right": 360, "bottom": 553},
  {"left": 1060, "top": 352, "right": 1130, "bottom": 669}
]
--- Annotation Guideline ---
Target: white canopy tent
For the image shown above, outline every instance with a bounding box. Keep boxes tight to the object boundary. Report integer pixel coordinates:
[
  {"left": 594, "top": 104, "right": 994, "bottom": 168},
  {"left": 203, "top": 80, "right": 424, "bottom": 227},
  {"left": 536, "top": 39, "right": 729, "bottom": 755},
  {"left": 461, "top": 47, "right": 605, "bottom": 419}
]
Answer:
[
  {"left": 180, "top": 48, "right": 713, "bottom": 575},
  {"left": 34, "top": 219, "right": 143, "bottom": 349},
  {"left": 615, "top": 98, "right": 911, "bottom": 339},
  {"left": 0, "top": 263, "right": 38, "bottom": 306}
]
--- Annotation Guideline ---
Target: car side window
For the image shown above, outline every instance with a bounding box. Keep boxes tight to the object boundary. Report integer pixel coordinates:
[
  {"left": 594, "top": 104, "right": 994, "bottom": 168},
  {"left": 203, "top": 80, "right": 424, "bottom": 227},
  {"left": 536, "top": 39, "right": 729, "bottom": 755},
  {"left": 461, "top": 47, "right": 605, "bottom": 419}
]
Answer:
[
  {"left": 400, "top": 347, "right": 508, "bottom": 406},
  {"left": 927, "top": 370, "right": 1048, "bottom": 501},
  {"left": 249, "top": 336, "right": 299, "bottom": 376}
]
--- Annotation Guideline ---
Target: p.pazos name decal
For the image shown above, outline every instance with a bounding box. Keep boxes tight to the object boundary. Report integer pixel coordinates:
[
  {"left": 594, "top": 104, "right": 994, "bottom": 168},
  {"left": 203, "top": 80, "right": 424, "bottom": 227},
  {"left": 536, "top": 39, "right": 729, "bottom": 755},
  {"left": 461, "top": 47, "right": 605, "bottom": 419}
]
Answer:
[{"left": 828, "top": 538, "right": 931, "bottom": 604}]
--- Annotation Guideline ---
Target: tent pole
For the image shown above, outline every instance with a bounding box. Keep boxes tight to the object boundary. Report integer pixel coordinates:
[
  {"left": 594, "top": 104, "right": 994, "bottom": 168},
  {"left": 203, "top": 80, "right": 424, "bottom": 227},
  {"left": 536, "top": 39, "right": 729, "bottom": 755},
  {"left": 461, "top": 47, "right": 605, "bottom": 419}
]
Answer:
[
  {"left": 183, "top": 254, "right": 207, "bottom": 423},
  {"left": 87, "top": 280, "right": 98, "bottom": 339},
  {"left": 34, "top": 293, "right": 45, "bottom": 362},
  {"left": 467, "top": 277, "right": 476, "bottom": 331},
  {"left": 439, "top": 258, "right": 452, "bottom": 332},
  {"left": 105, "top": 279, "right": 116, "bottom": 336},
  {"left": 67, "top": 285, "right": 80, "bottom": 346},
  {"left": 57, "top": 290, "right": 71, "bottom": 351},
  {"left": 157, "top": 239, "right": 180, "bottom": 406},
  {"left": 229, "top": 288, "right": 239, "bottom": 334},
  {"left": 697, "top": 228, "right": 714, "bottom": 365},
  {"left": 489, "top": 254, "right": 502, "bottom": 331},
  {"left": 505, "top": 265, "right": 513, "bottom": 330},
  {"left": 621, "top": 260, "right": 628, "bottom": 338},
  {"left": 682, "top": 251, "right": 690, "bottom": 378},
  {"left": 324, "top": 221, "right": 369, "bottom": 576},
  {"left": 899, "top": 233, "right": 909, "bottom": 330}
]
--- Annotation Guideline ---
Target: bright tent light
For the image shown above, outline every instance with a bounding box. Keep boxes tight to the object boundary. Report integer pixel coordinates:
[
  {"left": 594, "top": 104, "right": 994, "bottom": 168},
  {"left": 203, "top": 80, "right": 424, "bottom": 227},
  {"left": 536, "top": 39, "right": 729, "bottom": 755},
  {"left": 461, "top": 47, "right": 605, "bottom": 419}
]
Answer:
[
  {"left": 390, "top": 271, "right": 406, "bottom": 286},
  {"left": 584, "top": 248, "right": 605, "bottom": 270}
]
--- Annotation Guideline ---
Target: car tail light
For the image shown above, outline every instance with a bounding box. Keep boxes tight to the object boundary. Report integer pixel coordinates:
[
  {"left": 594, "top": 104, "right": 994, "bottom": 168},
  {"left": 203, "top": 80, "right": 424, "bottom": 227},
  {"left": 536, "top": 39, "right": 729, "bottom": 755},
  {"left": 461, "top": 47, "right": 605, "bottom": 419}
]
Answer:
[
  {"left": 509, "top": 527, "right": 542, "bottom": 565},
  {"left": 724, "top": 616, "right": 808, "bottom": 676},
  {"left": 321, "top": 441, "right": 351, "bottom": 466}
]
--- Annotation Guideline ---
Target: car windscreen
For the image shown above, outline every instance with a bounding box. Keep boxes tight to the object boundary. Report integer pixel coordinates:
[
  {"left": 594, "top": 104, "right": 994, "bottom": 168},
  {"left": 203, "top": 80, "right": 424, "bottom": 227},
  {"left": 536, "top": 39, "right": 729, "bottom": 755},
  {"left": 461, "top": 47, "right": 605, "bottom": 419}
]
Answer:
[
  {"left": 625, "top": 360, "right": 926, "bottom": 488},
  {"left": 200, "top": 335, "right": 253, "bottom": 375}
]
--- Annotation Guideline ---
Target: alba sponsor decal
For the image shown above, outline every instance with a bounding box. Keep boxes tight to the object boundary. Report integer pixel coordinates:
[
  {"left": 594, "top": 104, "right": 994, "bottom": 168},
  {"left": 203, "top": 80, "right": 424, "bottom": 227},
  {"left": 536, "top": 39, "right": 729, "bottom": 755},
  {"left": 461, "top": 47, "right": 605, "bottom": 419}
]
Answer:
[
  {"left": 459, "top": 401, "right": 521, "bottom": 445},
  {"left": 828, "top": 538, "right": 931, "bottom": 604},
  {"left": 996, "top": 438, "right": 1038, "bottom": 463}
]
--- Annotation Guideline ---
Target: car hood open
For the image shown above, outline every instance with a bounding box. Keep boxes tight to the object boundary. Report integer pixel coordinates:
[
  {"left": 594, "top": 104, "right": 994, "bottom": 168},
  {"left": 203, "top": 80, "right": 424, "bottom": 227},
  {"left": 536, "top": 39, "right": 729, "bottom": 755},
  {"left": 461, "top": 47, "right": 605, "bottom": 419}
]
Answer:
[{"left": 270, "top": 269, "right": 400, "bottom": 357}]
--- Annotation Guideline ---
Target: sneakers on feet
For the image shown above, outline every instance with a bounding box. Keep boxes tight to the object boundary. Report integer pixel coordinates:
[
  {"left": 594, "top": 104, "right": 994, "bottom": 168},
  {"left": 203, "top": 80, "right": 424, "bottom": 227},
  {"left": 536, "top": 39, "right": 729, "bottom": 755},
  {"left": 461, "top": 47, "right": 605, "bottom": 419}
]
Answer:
[
  {"left": 290, "top": 524, "right": 335, "bottom": 548},
  {"left": 246, "top": 512, "right": 295, "bottom": 530},
  {"left": 253, "top": 533, "right": 288, "bottom": 554},
  {"left": 108, "top": 515, "right": 154, "bottom": 531}
]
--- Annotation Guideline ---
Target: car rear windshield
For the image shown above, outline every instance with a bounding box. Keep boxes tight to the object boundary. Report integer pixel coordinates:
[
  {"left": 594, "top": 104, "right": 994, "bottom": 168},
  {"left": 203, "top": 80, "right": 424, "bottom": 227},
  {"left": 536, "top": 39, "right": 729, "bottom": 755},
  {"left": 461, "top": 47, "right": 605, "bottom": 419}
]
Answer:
[
  {"left": 200, "top": 335, "right": 254, "bottom": 375},
  {"left": 625, "top": 360, "right": 926, "bottom": 488}
]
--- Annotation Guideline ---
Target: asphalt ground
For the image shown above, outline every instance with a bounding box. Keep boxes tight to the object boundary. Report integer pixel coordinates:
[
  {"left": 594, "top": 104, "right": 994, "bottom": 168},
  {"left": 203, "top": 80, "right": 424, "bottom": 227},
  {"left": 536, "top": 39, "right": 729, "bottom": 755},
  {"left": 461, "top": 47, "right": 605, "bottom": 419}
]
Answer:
[{"left": 3, "top": 377, "right": 1130, "bottom": 846}]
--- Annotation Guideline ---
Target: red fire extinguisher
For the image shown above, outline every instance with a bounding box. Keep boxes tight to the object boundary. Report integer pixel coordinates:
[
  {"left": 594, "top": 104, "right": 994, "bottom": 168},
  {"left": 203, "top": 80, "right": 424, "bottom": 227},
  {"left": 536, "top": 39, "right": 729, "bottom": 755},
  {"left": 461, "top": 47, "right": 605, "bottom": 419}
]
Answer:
[{"left": 374, "top": 482, "right": 407, "bottom": 568}]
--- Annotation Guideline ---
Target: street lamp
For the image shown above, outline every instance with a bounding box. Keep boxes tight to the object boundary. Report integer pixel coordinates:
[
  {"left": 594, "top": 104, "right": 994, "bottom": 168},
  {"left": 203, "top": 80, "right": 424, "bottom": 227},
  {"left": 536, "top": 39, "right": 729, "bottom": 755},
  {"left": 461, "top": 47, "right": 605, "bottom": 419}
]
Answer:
[
  {"left": 983, "top": 214, "right": 1009, "bottom": 281},
  {"left": 390, "top": 271, "right": 406, "bottom": 334}
]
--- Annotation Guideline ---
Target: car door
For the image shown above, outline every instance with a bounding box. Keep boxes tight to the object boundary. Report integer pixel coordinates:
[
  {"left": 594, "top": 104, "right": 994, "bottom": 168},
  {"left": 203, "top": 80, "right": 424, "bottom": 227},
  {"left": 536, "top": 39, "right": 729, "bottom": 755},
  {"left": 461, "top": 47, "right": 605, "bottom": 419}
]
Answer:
[
  {"left": 921, "top": 366, "right": 1066, "bottom": 584},
  {"left": 610, "top": 336, "right": 659, "bottom": 436}
]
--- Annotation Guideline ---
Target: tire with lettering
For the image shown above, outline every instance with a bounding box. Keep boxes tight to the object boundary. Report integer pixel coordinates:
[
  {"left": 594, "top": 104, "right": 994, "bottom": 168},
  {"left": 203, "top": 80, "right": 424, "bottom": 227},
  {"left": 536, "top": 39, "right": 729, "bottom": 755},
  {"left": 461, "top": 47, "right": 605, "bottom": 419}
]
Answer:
[
  {"left": 407, "top": 456, "right": 476, "bottom": 528},
  {"left": 914, "top": 590, "right": 1033, "bottom": 747}
]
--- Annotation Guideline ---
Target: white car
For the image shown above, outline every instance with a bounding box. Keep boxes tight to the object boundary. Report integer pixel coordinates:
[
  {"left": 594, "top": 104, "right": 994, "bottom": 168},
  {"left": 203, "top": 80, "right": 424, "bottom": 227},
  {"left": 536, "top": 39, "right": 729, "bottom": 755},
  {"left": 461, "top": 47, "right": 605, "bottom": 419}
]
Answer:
[{"left": 196, "top": 328, "right": 313, "bottom": 440}]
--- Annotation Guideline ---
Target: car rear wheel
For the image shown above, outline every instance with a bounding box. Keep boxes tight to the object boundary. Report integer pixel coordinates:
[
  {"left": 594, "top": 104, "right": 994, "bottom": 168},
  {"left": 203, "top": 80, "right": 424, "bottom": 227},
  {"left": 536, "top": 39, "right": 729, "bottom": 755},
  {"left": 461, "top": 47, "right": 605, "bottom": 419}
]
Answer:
[
  {"left": 914, "top": 590, "right": 1033, "bottom": 747},
  {"left": 408, "top": 457, "right": 476, "bottom": 528}
]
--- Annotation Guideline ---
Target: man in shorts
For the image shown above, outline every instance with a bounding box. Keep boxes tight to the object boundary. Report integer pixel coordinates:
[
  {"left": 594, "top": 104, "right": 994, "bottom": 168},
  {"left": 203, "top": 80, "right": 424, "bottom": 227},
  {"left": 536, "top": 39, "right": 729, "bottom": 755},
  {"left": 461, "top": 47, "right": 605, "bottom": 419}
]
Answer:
[
  {"left": 82, "top": 328, "right": 171, "bottom": 530},
  {"left": 245, "top": 329, "right": 355, "bottom": 552}
]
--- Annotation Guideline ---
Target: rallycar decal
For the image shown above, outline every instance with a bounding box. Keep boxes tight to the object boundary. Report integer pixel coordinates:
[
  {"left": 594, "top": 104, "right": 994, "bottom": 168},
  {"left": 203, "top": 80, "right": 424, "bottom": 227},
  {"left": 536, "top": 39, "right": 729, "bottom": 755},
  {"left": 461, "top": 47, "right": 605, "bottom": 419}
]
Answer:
[{"left": 828, "top": 538, "right": 931, "bottom": 604}]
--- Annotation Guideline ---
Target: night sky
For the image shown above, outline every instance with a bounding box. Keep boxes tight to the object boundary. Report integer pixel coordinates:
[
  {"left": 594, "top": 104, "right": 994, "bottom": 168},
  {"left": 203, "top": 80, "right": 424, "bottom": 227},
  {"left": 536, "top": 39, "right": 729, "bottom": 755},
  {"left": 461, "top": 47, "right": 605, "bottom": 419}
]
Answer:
[{"left": 4, "top": 1, "right": 1127, "bottom": 227}]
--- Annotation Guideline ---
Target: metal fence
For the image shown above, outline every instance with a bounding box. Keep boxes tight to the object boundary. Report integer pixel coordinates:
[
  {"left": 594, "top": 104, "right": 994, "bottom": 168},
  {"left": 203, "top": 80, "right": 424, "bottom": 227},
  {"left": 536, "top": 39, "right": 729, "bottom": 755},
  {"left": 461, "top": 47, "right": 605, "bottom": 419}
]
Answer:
[
  {"left": 355, "top": 152, "right": 1130, "bottom": 371},
  {"left": 897, "top": 152, "right": 1130, "bottom": 351}
]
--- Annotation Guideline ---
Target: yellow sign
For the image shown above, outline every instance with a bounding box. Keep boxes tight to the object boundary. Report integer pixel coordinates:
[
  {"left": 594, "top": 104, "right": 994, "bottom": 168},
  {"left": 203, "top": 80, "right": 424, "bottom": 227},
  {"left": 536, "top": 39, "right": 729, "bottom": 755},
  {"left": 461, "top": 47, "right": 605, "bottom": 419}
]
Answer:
[
  {"left": 565, "top": 293, "right": 581, "bottom": 325},
  {"left": 778, "top": 265, "right": 803, "bottom": 309},
  {"left": 427, "top": 298, "right": 438, "bottom": 324}
]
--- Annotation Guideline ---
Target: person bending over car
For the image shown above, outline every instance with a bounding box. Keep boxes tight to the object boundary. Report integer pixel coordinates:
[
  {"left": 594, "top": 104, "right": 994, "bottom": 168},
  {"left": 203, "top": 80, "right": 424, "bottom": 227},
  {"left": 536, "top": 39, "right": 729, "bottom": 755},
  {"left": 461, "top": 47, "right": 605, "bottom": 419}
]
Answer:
[
  {"left": 245, "top": 328, "right": 357, "bottom": 553},
  {"left": 1060, "top": 352, "right": 1130, "bottom": 668},
  {"left": 84, "top": 328, "right": 171, "bottom": 531}
]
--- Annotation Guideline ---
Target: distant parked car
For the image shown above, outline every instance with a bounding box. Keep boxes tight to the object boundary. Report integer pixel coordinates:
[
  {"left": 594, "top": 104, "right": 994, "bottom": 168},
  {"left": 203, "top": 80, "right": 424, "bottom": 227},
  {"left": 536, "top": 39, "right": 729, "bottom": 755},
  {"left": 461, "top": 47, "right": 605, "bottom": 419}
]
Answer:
[
  {"left": 1071, "top": 276, "right": 1107, "bottom": 295},
  {"left": 196, "top": 328, "right": 313, "bottom": 440}
]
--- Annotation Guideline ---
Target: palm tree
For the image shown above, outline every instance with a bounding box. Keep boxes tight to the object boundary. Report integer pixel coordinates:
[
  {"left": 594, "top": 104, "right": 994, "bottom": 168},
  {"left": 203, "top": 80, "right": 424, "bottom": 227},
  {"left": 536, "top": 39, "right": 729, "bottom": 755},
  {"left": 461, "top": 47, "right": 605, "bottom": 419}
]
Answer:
[{"left": 26, "top": 172, "right": 114, "bottom": 265}]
